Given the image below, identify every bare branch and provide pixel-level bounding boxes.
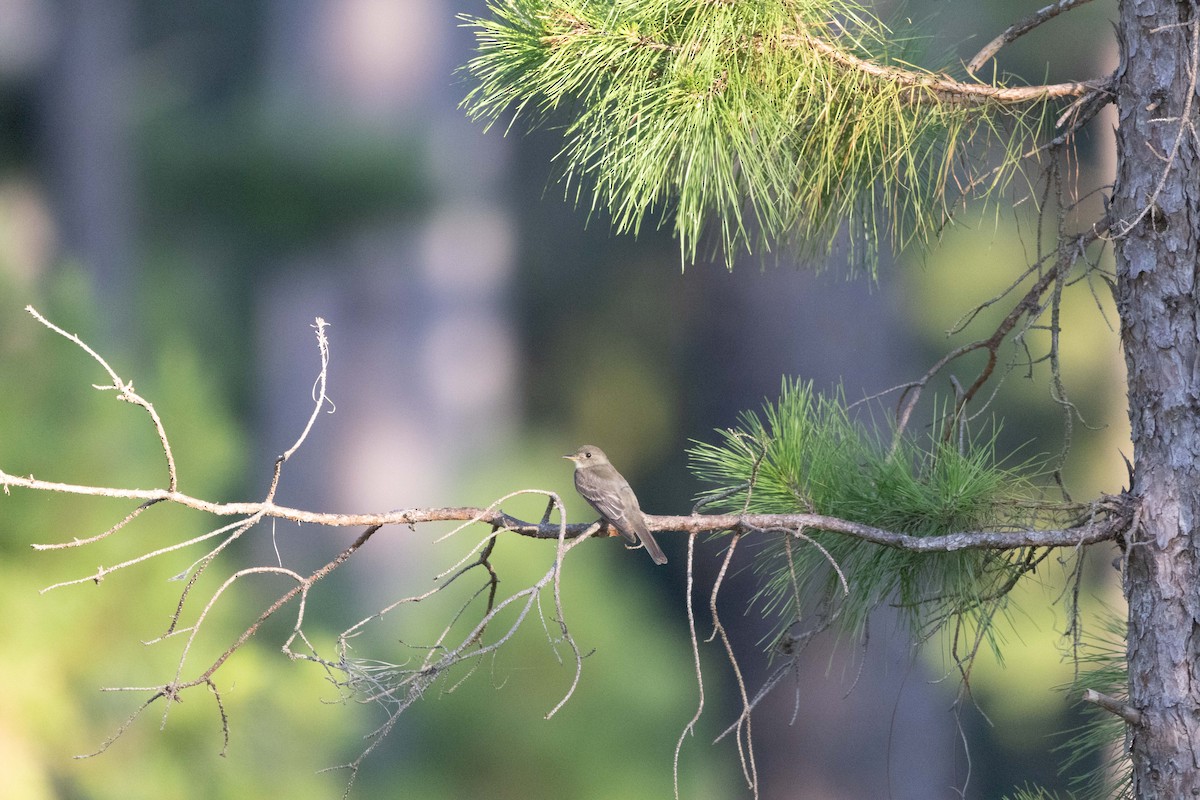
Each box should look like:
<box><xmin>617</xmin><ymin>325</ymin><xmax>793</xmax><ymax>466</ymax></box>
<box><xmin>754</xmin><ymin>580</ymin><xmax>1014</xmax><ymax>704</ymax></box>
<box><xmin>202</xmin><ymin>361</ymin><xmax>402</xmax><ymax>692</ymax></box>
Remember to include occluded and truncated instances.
<box><xmin>887</xmin><ymin>216</ymin><xmax>1111</xmax><ymax>444</ymax></box>
<box><xmin>968</xmin><ymin>0</ymin><xmax>1099</xmax><ymax>74</ymax></box>
<box><xmin>78</xmin><ymin>522</ymin><xmax>381</xmax><ymax>760</ymax></box>
<box><xmin>31</xmin><ymin>498</ymin><xmax>162</xmax><ymax>551</ymax></box>
<box><xmin>25</xmin><ymin>305</ymin><xmax>178</xmax><ymax>491</ymax></box>
<box><xmin>1082</xmin><ymin>688</ymin><xmax>1143</xmax><ymax>726</ymax></box>
<box><xmin>6</xmin><ymin>462</ymin><xmax>1131</xmax><ymax>558</ymax></box>
<box><xmin>313</xmin><ymin>500</ymin><xmax>585</xmax><ymax>795</ymax></box>
<box><xmin>6</xmin><ymin>463</ymin><xmax>1131</xmax><ymax>559</ymax></box>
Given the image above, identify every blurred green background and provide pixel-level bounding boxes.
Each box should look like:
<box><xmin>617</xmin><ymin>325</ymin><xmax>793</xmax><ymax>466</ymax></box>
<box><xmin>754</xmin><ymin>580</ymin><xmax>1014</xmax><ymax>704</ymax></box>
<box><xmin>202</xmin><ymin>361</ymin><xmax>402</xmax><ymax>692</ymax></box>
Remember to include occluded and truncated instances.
<box><xmin>0</xmin><ymin>1</ymin><xmax>1125</xmax><ymax>798</ymax></box>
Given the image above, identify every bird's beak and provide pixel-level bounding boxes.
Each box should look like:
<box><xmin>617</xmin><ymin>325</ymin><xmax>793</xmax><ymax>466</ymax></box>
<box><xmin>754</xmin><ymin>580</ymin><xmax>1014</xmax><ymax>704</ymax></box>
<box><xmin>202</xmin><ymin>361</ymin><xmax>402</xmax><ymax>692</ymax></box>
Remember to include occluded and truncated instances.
<box><xmin>562</xmin><ymin>454</ymin><xmax>575</xmax><ymax>461</ymax></box>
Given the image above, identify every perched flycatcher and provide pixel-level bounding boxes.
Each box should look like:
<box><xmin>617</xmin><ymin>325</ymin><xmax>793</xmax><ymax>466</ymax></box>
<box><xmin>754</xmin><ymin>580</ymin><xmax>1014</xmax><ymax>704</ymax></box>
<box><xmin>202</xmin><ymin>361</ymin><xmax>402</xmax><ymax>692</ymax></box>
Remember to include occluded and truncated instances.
<box><xmin>564</xmin><ymin>445</ymin><xmax>668</xmax><ymax>565</ymax></box>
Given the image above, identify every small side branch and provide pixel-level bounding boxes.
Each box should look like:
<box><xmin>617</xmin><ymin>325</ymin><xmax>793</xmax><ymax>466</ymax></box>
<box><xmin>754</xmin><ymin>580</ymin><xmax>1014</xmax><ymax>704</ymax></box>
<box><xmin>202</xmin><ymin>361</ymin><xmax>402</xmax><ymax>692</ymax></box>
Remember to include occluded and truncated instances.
<box><xmin>1082</xmin><ymin>688</ymin><xmax>1142</xmax><ymax>726</ymax></box>
<box><xmin>968</xmin><ymin>0</ymin><xmax>1098</xmax><ymax>73</ymax></box>
<box><xmin>888</xmin><ymin>217</ymin><xmax>1111</xmax><ymax>443</ymax></box>
<box><xmin>25</xmin><ymin>305</ymin><xmax>179</xmax><ymax>491</ymax></box>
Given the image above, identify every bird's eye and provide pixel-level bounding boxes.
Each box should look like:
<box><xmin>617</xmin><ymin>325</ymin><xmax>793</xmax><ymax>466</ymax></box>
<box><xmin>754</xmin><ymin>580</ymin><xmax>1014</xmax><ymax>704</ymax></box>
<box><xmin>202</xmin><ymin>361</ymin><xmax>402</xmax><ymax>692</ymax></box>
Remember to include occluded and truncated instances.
<box><xmin>584</xmin><ymin>451</ymin><xmax>592</xmax><ymax>458</ymax></box>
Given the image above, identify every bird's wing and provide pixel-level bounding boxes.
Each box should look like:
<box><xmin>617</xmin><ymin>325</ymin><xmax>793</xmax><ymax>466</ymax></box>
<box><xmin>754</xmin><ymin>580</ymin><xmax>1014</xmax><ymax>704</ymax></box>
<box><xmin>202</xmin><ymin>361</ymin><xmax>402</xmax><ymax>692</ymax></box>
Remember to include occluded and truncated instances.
<box><xmin>575</xmin><ymin>466</ymin><xmax>642</xmax><ymax>544</ymax></box>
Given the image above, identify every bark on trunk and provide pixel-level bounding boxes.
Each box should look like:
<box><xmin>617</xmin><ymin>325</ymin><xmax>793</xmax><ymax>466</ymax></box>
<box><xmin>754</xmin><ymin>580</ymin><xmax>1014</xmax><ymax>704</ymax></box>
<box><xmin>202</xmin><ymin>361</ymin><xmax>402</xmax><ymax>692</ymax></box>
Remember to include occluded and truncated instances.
<box><xmin>1114</xmin><ymin>1</ymin><xmax>1200</xmax><ymax>797</ymax></box>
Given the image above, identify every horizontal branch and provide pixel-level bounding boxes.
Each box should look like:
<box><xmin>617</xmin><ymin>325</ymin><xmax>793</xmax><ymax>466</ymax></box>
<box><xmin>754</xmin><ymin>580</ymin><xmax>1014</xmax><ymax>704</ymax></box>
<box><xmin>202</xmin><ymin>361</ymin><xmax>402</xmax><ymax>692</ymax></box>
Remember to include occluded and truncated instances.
<box><xmin>786</xmin><ymin>26</ymin><xmax>1105</xmax><ymax>107</ymax></box>
<box><xmin>4</xmin><ymin>468</ymin><xmax>1130</xmax><ymax>554</ymax></box>
<box><xmin>647</xmin><ymin>509</ymin><xmax>1126</xmax><ymax>551</ymax></box>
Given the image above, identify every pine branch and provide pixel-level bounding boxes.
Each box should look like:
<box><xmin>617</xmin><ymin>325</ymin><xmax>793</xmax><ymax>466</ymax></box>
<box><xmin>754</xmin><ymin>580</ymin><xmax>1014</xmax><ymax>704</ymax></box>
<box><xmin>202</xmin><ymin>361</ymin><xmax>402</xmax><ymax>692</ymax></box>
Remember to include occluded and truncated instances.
<box><xmin>463</xmin><ymin>0</ymin><xmax>1114</xmax><ymax>267</ymax></box>
<box><xmin>791</xmin><ymin>26</ymin><xmax>1106</xmax><ymax>104</ymax></box>
<box><xmin>4</xmin><ymin>467</ymin><xmax>1131</xmax><ymax>558</ymax></box>
<box><xmin>542</xmin><ymin>11</ymin><xmax>1104</xmax><ymax>107</ymax></box>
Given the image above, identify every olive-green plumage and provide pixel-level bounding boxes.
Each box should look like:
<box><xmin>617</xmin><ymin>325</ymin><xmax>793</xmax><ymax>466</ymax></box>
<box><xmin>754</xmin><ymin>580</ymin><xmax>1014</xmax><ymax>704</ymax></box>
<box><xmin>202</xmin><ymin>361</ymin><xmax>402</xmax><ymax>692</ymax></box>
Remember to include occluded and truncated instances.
<box><xmin>564</xmin><ymin>445</ymin><xmax>668</xmax><ymax>565</ymax></box>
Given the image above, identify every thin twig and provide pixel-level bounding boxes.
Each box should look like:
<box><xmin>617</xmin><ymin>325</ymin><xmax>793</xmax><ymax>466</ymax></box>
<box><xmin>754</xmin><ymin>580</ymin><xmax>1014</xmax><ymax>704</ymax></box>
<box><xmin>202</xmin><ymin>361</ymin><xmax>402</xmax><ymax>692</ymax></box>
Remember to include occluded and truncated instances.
<box><xmin>26</xmin><ymin>305</ymin><xmax>178</xmax><ymax>491</ymax></box>
<box><xmin>968</xmin><ymin>0</ymin><xmax>1099</xmax><ymax>73</ymax></box>
<box><xmin>708</xmin><ymin>534</ymin><xmax>759</xmax><ymax>798</ymax></box>
<box><xmin>889</xmin><ymin>217</ymin><xmax>1110</xmax><ymax>444</ymax></box>
<box><xmin>674</xmin><ymin>530</ymin><xmax>706</xmax><ymax>800</ymax></box>
<box><xmin>264</xmin><ymin>317</ymin><xmax>333</xmax><ymax>504</ymax></box>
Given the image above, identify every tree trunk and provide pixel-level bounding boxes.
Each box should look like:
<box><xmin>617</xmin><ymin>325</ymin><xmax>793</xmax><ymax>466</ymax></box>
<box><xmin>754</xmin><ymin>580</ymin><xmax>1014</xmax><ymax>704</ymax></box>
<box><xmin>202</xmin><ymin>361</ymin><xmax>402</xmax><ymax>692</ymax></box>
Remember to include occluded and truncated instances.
<box><xmin>1115</xmin><ymin>0</ymin><xmax>1200</xmax><ymax>797</ymax></box>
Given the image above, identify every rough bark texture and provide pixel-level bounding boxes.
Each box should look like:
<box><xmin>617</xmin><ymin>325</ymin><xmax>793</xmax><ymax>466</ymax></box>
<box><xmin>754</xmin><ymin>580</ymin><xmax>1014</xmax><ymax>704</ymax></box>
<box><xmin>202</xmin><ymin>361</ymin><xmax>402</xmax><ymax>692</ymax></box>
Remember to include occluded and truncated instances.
<box><xmin>1114</xmin><ymin>0</ymin><xmax>1200</xmax><ymax>797</ymax></box>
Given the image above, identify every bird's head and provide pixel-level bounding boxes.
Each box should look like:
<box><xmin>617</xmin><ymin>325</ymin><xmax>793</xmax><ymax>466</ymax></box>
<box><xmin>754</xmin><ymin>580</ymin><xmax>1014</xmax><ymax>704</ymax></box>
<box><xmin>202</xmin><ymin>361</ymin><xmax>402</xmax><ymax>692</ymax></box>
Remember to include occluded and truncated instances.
<box><xmin>563</xmin><ymin>445</ymin><xmax>609</xmax><ymax>466</ymax></box>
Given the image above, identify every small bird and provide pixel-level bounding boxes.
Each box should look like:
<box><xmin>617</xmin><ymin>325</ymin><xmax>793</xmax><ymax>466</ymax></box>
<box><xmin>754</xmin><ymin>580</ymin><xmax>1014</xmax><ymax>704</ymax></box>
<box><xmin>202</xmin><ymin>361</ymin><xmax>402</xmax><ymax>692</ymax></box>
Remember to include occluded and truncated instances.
<box><xmin>563</xmin><ymin>445</ymin><xmax>668</xmax><ymax>565</ymax></box>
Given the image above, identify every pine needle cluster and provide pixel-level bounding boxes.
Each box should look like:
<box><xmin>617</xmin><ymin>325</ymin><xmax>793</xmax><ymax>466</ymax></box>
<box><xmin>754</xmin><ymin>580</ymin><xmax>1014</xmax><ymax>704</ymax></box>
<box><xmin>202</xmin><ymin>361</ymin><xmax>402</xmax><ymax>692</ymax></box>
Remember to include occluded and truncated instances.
<box><xmin>1058</xmin><ymin>612</ymin><xmax>1132</xmax><ymax>799</ymax></box>
<box><xmin>999</xmin><ymin>611</ymin><xmax>1130</xmax><ymax>799</ymax></box>
<box><xmin>688</xmin><ymin>379</ymin><xmax>1045</xmax><ymax>650</ymax></box>
<box><xmin>462</xmin><ymin>0</ymin><xmax>1051</xmax><ymax>268</ymax></box>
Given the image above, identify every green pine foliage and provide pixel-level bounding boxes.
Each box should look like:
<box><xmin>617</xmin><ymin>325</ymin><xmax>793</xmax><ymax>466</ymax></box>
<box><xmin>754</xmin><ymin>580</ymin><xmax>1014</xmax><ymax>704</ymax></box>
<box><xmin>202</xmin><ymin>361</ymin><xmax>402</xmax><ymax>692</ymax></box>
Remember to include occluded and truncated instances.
<box><xmin>997</xmin><ymin>613</ymin><xmax>1130</xmax><ymax>800</ymax></box>
<box><xmin>1000</xmin><ymin>788</ymin><xmax>1078</xmax><ymax>800</ymax></box>
<box><xmin>688</xmin><ymin>379</ymin><xmax>1045</xmax><ymax>651</ymax></box>
<box><xmin>1058</xmin><ymin>612</ymin><xmax>1132</xmax><ymax>799</ymax></box>
<box><xmin>462</xmin><ymin>0</ymin><xmax>1046</xmax><ymax>268</ymax></box>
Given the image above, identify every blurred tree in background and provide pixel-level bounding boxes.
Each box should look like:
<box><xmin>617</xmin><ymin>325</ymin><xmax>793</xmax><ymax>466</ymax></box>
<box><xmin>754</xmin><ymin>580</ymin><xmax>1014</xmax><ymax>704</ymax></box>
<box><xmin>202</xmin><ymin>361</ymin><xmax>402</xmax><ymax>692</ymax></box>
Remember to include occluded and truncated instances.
<box><xmin>0</xmin><ymin>1</ymin><xmax>1135</xmax><ymax>799</ymax></box>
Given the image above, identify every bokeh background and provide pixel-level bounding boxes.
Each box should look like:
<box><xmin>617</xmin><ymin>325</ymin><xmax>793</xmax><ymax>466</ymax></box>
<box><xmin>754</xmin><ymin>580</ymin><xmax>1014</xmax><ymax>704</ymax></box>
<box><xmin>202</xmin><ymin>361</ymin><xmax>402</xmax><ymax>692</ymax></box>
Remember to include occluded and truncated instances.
<box><xmin>0</xmin><ymin>1</ymin><xmax>1126</xmax><ymax>798</ymax></box>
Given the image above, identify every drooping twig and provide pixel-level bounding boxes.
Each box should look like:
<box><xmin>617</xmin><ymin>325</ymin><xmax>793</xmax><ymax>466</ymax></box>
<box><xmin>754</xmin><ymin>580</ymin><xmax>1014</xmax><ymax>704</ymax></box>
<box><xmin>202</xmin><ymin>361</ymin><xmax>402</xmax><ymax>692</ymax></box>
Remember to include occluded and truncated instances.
<box><xmin>709</xmin><ymin>525</ymin><xmax>851</xmax><ymax>745</ymax></box>
<box><xmin>314</xmin><ymin>497</ymin><xmax>584</xmax><ymax>796</ymax></box>
<box><xmin>674</xmin><ymin>530</ymin><xmax>706</xmax><ymax>800</ymax></box>
<box><xmin>81</xmin><ymin>523</ymin><xmax>381</xmax><ymax>759</ymax></box>
<box><xmin>707</xmin><ymin>533</ymin><xmax>759</xmax><ymax>798</ymax></box>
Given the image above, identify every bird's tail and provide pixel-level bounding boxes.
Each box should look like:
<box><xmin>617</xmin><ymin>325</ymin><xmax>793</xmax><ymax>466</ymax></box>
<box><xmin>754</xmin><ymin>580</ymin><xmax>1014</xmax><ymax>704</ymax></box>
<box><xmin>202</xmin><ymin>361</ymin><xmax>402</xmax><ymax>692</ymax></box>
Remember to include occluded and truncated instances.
<box><xmin>640</xmin><ymin>531</ymin><xmax>668</xmax><ymax>565</ymax></box>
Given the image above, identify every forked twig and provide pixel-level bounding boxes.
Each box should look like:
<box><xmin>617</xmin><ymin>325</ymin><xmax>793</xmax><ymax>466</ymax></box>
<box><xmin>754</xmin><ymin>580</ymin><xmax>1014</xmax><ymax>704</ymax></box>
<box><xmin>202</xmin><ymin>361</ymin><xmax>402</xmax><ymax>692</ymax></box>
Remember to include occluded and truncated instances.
<box><xmin>26</xmin><ymin>305</ymin><xmax>178</xmax><ymax>491</ymax></box>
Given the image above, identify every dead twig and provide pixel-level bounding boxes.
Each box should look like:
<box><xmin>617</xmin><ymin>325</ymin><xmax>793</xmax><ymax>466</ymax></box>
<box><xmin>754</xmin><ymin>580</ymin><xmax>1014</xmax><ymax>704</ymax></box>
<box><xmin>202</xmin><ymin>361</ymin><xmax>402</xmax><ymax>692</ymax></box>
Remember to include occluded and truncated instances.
<box><xmin>968</xmin><ymin>0</ymin><xmax>1099</xmax><ymax>74</ymax></box>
